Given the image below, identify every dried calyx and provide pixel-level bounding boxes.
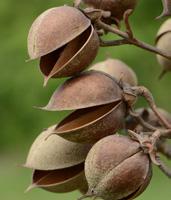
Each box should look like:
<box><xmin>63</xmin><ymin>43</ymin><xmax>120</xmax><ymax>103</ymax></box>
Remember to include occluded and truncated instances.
<box><xmin>89</xmin><ymin>58</ymin><xmax>138</xmax><ymax>86</ymax></box>
<box><xmin>28</xmin><ymin>5</ymin><xmax>99</xmax><ymax>86</ymax></box>
<box><xmin>84</xmin><ymin>135</ymin><xmax>152</xmax><ymax>200</ymax></box>
<box><xmin>82</xmin><ymin>0</ymin><xmax>138</xmax><ymax>22</ymax></box>
<box><xmin>156</xmin><ymin>19</ymin><xmax>171</xmax><ymax>79</ymax></box>
<box><xmin>24</xmin><ymin>126</ymin><xmax>91</xmax><ymax>193</ymax></box>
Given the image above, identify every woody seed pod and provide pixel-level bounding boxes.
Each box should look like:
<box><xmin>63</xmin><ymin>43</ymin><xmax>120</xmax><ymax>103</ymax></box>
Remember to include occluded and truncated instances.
<box><xmin>84</xmin><ymin>135</ymin><xmax>152</xmax><ymax>200</ymax></box>
<box><xmin>126</xmin><ymin>107</ymin><xmax>171</xmax><ymax>132</ymax></box>
<box><xmin>156</xmin><ymin>19</ymin><xmax>171</xmax><ymax>78</ymax></box>
<box><xmin>89</xmin><ymin>58</ymin><xmax>138</xmax><ymax>86</ymax></box>
<box><xmin>41</xmin><ymin>71</ymin><xmax>123</xmax><ymax>111</ymax></box>
<box><xmin>28</xmin><ymin>6</ymin><xmax>99</xmax><ymax>85</ymax></box>
<box><xmin>83</xmin><ymin>0</ymin><xmax>138</xmax><ymax>21</ymax></box>
<box><xmin>28</xmin><ymin>163</ymin><xmax>85</xmax><ymax>193</ymax></box>
<box><xmin>24</xmin><ymin>125</ymin><xmax>91</xmax><ymax>170</ymax></box>
<box><xmin>54</xmin><ymin>101</ymin><xmax>126</xmax><ymax>143</ymax></box>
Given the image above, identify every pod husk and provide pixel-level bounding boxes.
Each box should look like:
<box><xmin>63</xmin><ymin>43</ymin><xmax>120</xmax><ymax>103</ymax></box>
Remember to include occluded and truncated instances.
<box><xmin>156</xmin><ymin>18</ymin><xmax>171</xmax><ymax>41</ymax></box>
<box><xmin>28</xmin><ymin>6</ymin><xmax>91</xmax><ymax>59</ymax></box>
<box><xmin>89</xmin><ymin>58</ymin><xmax>138</xmax><ymax>86</ymax></box>
<box><xmin>83</xmin><ymin>0</ymin><xmax>137</xmax><ymax>20</ymax></box>
<box><xmin>40</xmin><ymin>25</ymin><xmax>99</xmax><ymax>85</ymax></box>
<box><xmin>28</xmin><ymin>162</ymin><xmax>85</xmax><ymax>193</ymax></box>
<box><xmin>85</xmin><ymin>135</ymin><xmax>151</xmax><ymax>200</ymax></box>
<box><xmin>24</xmin><ymin>125</ymin><xmax>91</xmax><ymax>170</ymax></box>
<box><xmin>54</xmin><ymin>101</ymin><xmax>126</xmax><ymax>143</ymax></box>
<box><xmin>156</xmin><ymin>32</ymin><xmax>171</xmax><ymax>73</ymax></box>
<box><xmin>41</xmin><ymin>71</ymin><xmax>123</xmax><ymax>111</ymax></box>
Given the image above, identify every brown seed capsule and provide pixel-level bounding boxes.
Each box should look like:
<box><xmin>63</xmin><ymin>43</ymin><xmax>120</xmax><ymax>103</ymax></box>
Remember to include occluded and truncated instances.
<box><xmin>89</xmin><ymin>58</ymin><xmax>138</xmax><ymax>86</ymax></box>
<box><xmin>83</xmin><ymin>0</ymin><xmax>138</xmax><ymax>21</ymax></box>
<box><xmin>84</xmin><ymin>135</ymin><xmax>152</xmax><ymax>200</ymax></box>
<box><xmin>28</xmin><ymin>6</ymin><xmax>91</xmax><ymax>59</ymax></box>
<box><xmin>41</xmin><ymin>71</ymin><xmax>123</xmax><ymax>111</ymax></box>
<box><xmin>28</xmin><ymin>6</ymin><xmax>99</xmax><ymax>84</ymax></box>
<box><xmin>27</xmin><ymin>163</ymin><xmax>85</xmax><ymax>193</ymax></box>
<box><xmin>54</xmin><ymin>101</ymin><xmax>126</xmax><ymax>143</ymax></box>
<box><xmin>156</xmin><ymin>19</ymin><xmax>171</xmax><ymax>78</ymax></box>
<box><xmin>126</xmin><ymin>107</ymin><xmax>171</xmax><ymax>132</ymax></box>
<box><xmin>40</xmin><ymin>25</ymin><xmax>99</xmax><ymax>85</ymax></box>
<box><xmin>24</xmin><ymin>125</ymin><xmax>91</xmax><ymax>170</ymax></box>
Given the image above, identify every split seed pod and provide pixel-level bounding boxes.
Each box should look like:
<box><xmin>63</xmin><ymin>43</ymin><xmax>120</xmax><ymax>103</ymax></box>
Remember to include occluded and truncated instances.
<box><xmin>83</xmin><ymin>0</ymin><xmax>138</xmax><ymax>21</ymax></box>
<box><xmin>84</xmin><ymin>135</ymin><xmax>152</xmax><ymax>200</ymax></box>
<box><xmin>126</xmin><ymin>107</ymin><xmax>171</xmax><ymax>133</ymax></box>
<box><xmin>25</xmin><ymin>126</ymin><xmax>92</xmax><ymax>193</ymax></box>
<box><xmin>156</xmin><ymin>19</ymin><xmax>171</xmax><ymax>78</ymax></box>
<box><xmin>41</xmin><ymin>71</ymin><xmax>126</xmax><ymax>143</ymax></box>
<box><xmin>27</xmin><ymin>6</ymin><xmax>99</xmax><ymax>85</ymax></box>
<box><xmin>89</xmin><ymin>58</ymin><xmax>138</xmax><ymax>86</ymax></box>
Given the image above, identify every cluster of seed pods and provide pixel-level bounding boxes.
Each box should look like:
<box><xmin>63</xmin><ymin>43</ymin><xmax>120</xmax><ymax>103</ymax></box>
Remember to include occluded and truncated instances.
<box><xmin>25</xmin><ymin>1</ymin><xmax>171</xmax><ymax>200</ymax></box>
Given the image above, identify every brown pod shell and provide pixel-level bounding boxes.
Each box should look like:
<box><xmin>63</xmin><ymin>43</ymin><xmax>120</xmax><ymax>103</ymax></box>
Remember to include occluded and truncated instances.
<box><xmin>24</xmin><ymin>125</ymin><xmax>91</xmax><ymax>170</ymax></box>
<box><xmin>89</xmin><ymin>58</ymin><xmax>138</xmax><ymax>86</ymax></box>
<box><xmin>85</xmin><ymin>135</ymin><xmax>151</xmax><ymax>200</ymax></box>
<box><xmin>126</xmin><ymin>107</ymin><xmax>171</xmax><ymax>133</ymax></box>
<box><xmin>54</xmin><ymin>101</ymin><xmax>126</xmax><ymax>143</ymax></box>
<box><xmin>41</xmin><ymin>71</ymin><xmax>123</xmax><ymax>111</ymax></box>
<box><xmin>156</xmin><ymin>32</ymin><xmax>171</xmax><ymax>74</ymax></box>
<box><xmin>28</xmin><ymin>6</ymin><xmax>91</xmax><ymax>59</ymax></box>
<box><xmin>28</xmin><ymin>162</ymin><xmax>85</xmax><ymax>193</ymax></box>
<box><xmin>40</xmin><ymin>25</ymin><xmax>99</xmax><ymax>84</ymax></box>
<box><xmin>83</xmin><ymin>0</ymin><xmax>138</xmax><ymax>20</ymax></box>
<box><xmin>156</xmin><ymin>18</ymin><xmax>171</xmax><ymax>40</ymax></box>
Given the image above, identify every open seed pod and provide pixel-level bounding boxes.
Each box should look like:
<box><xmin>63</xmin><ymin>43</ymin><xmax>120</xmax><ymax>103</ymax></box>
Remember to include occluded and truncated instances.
<box><xmin>126</xmin><ymin>107</ymin><xmax>171</xmax><ymax>132</ymax></box>
<box><xmin>24</xmin><ymin>125</ymin><xmax>92</xmax><ymax>170</ymax></box>
<box><xmin>41</xmin><ymin>71</ymin><xmax>123</xmax><ymax>111</ymax></box>
<box><xmin>54</xmin><ymin>101</ymin><xmax>126</xmax><ymax>143</ymax></box>
<box><xmin>84</xmin><ymin>135</ymin><xmax>152</xmax><ymax>200</ymax></box>
<box><xmin>28</xmin><ymin>163</ymin><xmax>86</xmax><ymax>193</ymax></box>
<box><xmin>83</xmin><ymin>0</ymin><xmax>138</xmax><ymax>21</ymax></box>
<box><xmin>40</xmin><ymin>24</ymin><xmax>99</xmax><ymax>85</ymax></box>
<box><xmin>89</xmin><ymin>58</ymin><xmax>138</xmax><ymax>86</ymax></box>
<box><xmin>28</xmin><ymin>6</ymin><xmax>91</xmax><ymax>59</ymax></box>
<box><xmin>28</xmin><ymin>5</ymin><xmax>99</xmax><ymax>84</ymax></box>
<box><xmin>156</xmin><ymin>19</ymin><xmax>171</xmax><ymax>78</ymax></box>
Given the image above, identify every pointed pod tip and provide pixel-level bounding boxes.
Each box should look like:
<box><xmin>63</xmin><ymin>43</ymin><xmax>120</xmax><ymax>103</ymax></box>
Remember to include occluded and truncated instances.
<box><xmin>43</xmin><ymin>76</ymin><xmax>50</xmax><ymax>87</ymax></box>
<box><xmin>25</xmin><ymin>184</ymin><xmax>37</xmax><ymax>193</ymax></box>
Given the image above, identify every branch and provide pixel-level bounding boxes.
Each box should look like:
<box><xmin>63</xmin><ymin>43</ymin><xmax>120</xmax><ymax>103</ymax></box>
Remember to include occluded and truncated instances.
<box><xmin>96</xmin><ymin>20</ymin><xmax>171</xmax><ymax>60</ymax></box>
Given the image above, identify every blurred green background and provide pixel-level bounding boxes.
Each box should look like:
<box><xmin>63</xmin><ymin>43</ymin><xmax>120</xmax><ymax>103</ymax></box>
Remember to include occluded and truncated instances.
<box><xmin>1</xmin><ymin>0</ymin><xmax>171</xmax><ymax>199</ymax></box>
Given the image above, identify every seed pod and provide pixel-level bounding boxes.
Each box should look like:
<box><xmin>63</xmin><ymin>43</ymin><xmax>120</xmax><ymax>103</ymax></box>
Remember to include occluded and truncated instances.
<box><xmin>54</xmin><ymin>101</ymin><xmax>126</xmax><ymax>143</ymax></box>
<box><xmin>40</xmin><ymin>25</ymin><xmax>99</xmax><ymax>85</ymax></box>
<box><xmin>28</xmin><ymin>6</ymin><xmax>99</xmax><ymax>84</ymax></box>
<box><xmin>24</xmin><ymin>125</ymin><xmax>91</xmax><ymax>170</ymax></box>
<box><xmin>41</xmin><ymin>71</ymin><xmax>123</xmax><ymax>111</ymax></box>
<box><xmin>28</xmin><ymin>6</ymin><xmax>90</xmax><ymax>59</ymax></box>
<box><xmin>84</xmin><ymin>135</ymin><xmax>152</xmax><ymax>200</ymax></box>
<box><xmin>27</xmin><ymin>163</ymin><xmax>85</xmax><ymax>193</ymax></box>
<box><xmin>89</xmin><ymin>58</ymin><xmax>138</xmax><ymax>86</ymax></box>
<box><xmin>83</xmin><ymin>0</ymin><xmax>138</xmax><ymax>21</ymax></box>
<box><xmin>126</xmin><ymin>107</ymin><xmax>171</xmax><ymax>132</ymax></box>
<box><xmin>156</xmin><ymin>19</ymin><xmax>171</xmax><ymax>78</ymax></box>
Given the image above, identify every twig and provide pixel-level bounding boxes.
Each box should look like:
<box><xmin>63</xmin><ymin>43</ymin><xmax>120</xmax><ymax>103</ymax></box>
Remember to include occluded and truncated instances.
<box><xmin>158</xmin><ymin>140</ymin><xmax>171</xmax><ymax>159</ymax></box>
<box><xmin>156</xmin><ymin>155</ymin><xmax>171</xmax><ymax>178</ymax></box>
<box><xmin>130</xmin><ymin>86</ymin><xmax>171</xmax><ymax>130</ymax></box>
<box><xmin>100</xmin><ymin>38</ymin><xmax>130</xmax><ymax>47</ymax></box>
<box><xmin>96</xmin><ymin>20</ymin><xmax>171</xmax><ymax>60</ymax></box>
<box><xmin>128</xmin><ymin>108</ymin><xmax>157</xmax><ymax>131</ymax></box>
